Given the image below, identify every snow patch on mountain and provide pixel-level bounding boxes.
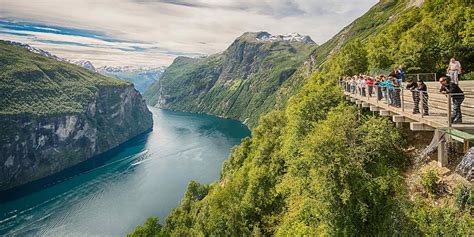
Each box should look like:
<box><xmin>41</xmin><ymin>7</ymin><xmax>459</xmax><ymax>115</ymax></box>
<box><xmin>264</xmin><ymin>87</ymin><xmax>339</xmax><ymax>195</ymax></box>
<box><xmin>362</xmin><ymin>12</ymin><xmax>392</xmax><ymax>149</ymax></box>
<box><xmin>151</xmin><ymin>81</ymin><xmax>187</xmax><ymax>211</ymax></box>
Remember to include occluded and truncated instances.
<box><xmin>7</xmin><ymin>41</ymin><xmax>67</xmax><ymax>62</ymax></box>
<box><xmin>70</xmin><ymin>60</ymin><xmax>96</xmax><ymax>71</ymax></box>
<box><xmin>256</xmin><ymin>32</ymin><xmax>316</xmax><ymax>44</ymax></box>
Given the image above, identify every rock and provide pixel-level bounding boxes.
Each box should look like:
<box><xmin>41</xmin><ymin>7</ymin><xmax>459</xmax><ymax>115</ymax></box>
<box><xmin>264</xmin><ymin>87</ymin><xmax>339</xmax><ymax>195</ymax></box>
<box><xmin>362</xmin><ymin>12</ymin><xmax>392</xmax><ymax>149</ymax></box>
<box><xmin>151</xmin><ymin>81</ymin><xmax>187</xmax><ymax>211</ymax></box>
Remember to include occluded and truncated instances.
<box><xmin>456</xmin><ymin>148</ymin><xmax>474</xmax><ymax>182</ymax></box>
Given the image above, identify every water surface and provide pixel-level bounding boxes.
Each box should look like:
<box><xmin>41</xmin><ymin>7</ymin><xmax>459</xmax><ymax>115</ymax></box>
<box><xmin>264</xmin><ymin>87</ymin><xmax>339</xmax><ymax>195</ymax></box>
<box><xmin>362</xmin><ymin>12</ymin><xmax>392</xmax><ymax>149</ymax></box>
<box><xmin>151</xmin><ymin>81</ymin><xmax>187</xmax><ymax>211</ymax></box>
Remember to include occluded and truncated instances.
<box><xmin>0</xmin><ymin>108</ymin><xmax>250</xmax><ymax>236</ymax></box>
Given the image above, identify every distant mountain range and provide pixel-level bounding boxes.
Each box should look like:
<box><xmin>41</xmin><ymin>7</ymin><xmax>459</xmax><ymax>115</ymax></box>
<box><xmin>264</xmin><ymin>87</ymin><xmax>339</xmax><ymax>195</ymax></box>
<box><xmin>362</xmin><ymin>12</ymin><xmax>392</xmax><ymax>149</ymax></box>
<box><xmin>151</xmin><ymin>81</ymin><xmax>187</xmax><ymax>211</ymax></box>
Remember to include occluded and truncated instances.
<box><xmin>95</xmin><ymin>65</ymin><xmax>166</xmax><ymax>93</ymax></box>
<box><xmin>5</xmin><ymin>41</ymin><xmax>165</xmax><ymax>93</ymax></box>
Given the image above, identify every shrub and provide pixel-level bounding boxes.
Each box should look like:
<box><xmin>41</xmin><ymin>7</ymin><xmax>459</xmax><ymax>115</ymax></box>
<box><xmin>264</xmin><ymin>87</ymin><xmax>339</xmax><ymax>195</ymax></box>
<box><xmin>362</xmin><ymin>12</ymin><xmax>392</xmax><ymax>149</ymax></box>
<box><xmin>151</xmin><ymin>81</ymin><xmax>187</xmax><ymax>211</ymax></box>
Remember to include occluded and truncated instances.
<box><xmin>455</xmin><ymin>184</ymin><xmax>473</xmax><ymax>211</ymax></box>
<box><xmin>420</xmin><ymin>169</ymin><xmax>439</xmax><ymax>195</ymax></box>
<box><xmin>127</xmin><ymin>217</ymin><xmax>163</xmax><ymax>237</ymax></box>
<box><xmin>462</xmin><ymin>72</ymin><xmax>474</xmax><ymax>81</ymax></box>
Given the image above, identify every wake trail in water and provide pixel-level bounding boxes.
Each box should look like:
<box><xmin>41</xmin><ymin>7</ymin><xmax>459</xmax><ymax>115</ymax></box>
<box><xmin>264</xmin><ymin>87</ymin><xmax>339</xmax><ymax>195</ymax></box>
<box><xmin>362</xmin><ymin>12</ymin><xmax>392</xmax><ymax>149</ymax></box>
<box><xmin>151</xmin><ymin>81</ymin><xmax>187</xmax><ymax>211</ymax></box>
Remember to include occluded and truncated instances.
<box><xmin>0</xmin><ymin>149</ymin><xmax>151</xmax><ymax>236</ymax></box>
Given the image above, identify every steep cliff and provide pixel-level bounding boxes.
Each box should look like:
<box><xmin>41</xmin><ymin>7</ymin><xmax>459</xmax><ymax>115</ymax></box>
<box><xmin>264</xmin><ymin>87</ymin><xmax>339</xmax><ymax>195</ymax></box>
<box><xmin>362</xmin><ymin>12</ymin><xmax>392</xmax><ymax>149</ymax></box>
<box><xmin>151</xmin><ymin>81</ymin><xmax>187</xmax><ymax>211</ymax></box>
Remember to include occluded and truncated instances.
<box><xmin>0</xmin><ymin>41</ymin><xmax>153</xmax><ymax>190</ymax></box>
<box><xmin>144</xmin><ymin>32</ymin><xmax>317</xmax><ymax>127</ymax></box>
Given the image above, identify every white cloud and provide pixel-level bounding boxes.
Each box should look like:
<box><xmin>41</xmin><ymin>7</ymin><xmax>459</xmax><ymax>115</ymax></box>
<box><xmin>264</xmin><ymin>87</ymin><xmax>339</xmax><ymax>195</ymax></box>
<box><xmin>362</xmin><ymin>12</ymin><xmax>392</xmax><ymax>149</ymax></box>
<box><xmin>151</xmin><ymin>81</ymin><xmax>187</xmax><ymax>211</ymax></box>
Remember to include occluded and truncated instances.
<box><xmin>0</xmin><ymin>0</ymin><xmax>377</xmax><ymax>66</ymax></box>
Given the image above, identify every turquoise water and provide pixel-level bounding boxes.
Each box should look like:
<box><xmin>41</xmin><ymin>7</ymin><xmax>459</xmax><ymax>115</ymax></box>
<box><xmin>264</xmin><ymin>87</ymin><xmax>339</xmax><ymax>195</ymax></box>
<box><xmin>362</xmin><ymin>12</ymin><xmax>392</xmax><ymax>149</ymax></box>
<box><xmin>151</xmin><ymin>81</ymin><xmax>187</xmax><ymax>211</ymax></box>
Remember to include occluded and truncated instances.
<box><xmin>0</xmin><ymin>108</ymin><xmax>250</xmax><ymax>236</ymax></box>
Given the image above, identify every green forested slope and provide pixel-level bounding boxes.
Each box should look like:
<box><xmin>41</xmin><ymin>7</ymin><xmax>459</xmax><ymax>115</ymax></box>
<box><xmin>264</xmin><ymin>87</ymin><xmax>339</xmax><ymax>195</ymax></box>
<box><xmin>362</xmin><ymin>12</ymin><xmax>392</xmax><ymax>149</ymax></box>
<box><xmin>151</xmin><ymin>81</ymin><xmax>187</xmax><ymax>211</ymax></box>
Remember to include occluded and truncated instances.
<box><xmin>131</xmin><ymin>0</ymin><xmax>473</xmax><ymax>235</ymax></box>
<box><xmin>0</xmin><ymin>40</ymin><xmax>129</xmax><ymax>116</ymax></box>
<box><xmin>143</xmin><ymin>32</ymin><xmax>317</xmax><ymax>127</ymax></box>
<box><xmin>326</xmin><ymin>0</ymin><xmax>473</xmax><ymax>75</ymax></box>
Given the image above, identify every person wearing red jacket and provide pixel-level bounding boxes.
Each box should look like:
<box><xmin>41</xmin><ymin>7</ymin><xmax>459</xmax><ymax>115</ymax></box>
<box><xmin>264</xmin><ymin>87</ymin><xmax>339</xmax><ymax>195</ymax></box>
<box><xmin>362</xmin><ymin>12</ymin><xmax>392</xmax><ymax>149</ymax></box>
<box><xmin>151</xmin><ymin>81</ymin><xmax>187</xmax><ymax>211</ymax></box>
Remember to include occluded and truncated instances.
<box><xmin>366</xmin><ymin>77</ymin><xmax>374</xmax><ymax>97</ymax></box>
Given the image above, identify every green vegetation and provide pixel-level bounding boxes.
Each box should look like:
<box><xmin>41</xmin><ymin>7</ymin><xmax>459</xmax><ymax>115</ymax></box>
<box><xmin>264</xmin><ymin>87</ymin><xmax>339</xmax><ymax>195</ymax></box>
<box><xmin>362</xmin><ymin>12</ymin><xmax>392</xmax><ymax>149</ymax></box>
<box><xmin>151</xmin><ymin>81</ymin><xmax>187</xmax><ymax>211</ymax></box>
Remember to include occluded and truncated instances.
<box><xmin>455</xmin><ymin>184</ymin><xmax>473</xmax><ymax>211</ymax></box>
<box><xmin>132</xmin><ymin>0</ymin><xmax>473</xmax><ymax>235</ymax></box>
<box><xmin>0</xmin><ymin>41</ymin><xmax>129</xmax><ymax>116</ymax></box>
<box><xmin>327</xmin><ymin>0</ymin><xmax>473</xmax><ymax>75</ymax></box>
<box><xmin>128</xmin><ymin>217</ymin><xmax>164</xmax><ymax>237</ymax></box>
<box><xmin>420</xmin><ymin>169</ymin><xmax>440</xmax><ymax>195</ymax></box>
<box><xmin>463</xmin><ymin>72</ymin><xmax>474</xmax><ymax>80</ymax></box>
<box><xmin>143</xmin><ymin>32</ymin><xmax>317</xmax><ymax>128</ymax></box>
<box><xmin>133</xmin><ymin>75</ymin><xmax>473</xmax><ymax>236</ymax></box>
<box><xmin>407</xmin><ymin>199</ymin><xmax>473</xmax><ymax>236</ymax></box>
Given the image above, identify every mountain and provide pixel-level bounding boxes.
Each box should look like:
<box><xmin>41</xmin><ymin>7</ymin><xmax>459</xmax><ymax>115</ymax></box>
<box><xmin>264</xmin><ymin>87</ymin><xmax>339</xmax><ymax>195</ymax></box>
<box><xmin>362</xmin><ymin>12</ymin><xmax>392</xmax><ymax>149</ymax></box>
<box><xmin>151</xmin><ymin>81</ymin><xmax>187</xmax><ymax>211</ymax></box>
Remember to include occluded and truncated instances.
<box><xmin>143</xmin><ymin>32</ymin><xmax>317</xmax><ymax>127</ymax></box>
<box><xmin>67</xmin><ymin>61</ymin><xmax>166</xmax><ymax>93</ymax></box>
<box><xmin>4</xmin><ymin>42</ymin><xmax>164</xmax><ymax>93</ymax></box>
<box><xmin>71</xmin><ymin>60</ymin><xmax>96</xmax><ymax>71</ymax></box>
<box><xmin>7</xmin><ymin>41</ymin><xmax>67</xmax><ymax>62</ymax></box>
<box><xmin>256</xmin><ymin>32</ymin><xmax>316</xmax><ymax>44</ymax></box>
<box><xmin>97</xmin><ymin>66</ymin><xmax>166</xmax><ymax>93</ymax></box>
<box><xmin>0</xmin><ymin>40</ymin><xmax>153</xmax><ymax>191</ymax></box>
<box><xmin>130</xmin><ymin>0</ymin><xmax>473</xmax><ymax>236</ymax></box>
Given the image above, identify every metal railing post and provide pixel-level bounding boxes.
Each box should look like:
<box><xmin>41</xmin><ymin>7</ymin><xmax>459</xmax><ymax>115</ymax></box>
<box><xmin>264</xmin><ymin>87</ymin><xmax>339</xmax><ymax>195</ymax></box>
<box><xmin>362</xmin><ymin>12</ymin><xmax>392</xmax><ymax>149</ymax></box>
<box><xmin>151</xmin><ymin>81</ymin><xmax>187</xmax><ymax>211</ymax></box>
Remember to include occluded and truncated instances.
<box><xmin>447</xmin><ymin>94</ymin><xmax>452</xmax><ymax>128</ymax></box>
<box><xmin>420</xmin><ymin>91</ymin><xmax>424</xmax><ymax>118</ymax></box>
<box><xmin>401</xmin><ymin>88</ymin><xmax>405</xmax><ymax>112</ymax></box>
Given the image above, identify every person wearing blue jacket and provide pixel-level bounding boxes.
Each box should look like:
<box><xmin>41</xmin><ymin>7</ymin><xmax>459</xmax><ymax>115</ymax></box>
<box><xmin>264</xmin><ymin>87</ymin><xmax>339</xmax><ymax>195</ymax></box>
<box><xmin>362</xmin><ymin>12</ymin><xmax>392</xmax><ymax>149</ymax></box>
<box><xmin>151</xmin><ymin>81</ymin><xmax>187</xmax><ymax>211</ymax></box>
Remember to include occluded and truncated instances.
<box><xmin>379</xmin><ymin>77</ymin><xmax>395</xmax><ymax>105</ymax></box>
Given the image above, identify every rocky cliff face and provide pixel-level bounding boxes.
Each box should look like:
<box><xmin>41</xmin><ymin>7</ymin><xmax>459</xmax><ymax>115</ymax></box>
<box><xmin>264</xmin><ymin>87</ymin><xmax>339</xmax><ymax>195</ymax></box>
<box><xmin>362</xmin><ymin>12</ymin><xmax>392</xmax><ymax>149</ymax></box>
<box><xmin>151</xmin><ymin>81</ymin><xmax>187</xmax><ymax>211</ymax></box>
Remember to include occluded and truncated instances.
<box><xmin>0</xmin><ymin>41</ymin><xmax>153</xmax><ymax>191</ymax></box>
<box><xmin>0</xmin><ymin>85</ymin><xmax>152</xmax><ymax>190</ymax></box>
<box><xmin>144</xmin><ymin>32</ymin><xmax>317</xmax><ymax>127</ymax></box>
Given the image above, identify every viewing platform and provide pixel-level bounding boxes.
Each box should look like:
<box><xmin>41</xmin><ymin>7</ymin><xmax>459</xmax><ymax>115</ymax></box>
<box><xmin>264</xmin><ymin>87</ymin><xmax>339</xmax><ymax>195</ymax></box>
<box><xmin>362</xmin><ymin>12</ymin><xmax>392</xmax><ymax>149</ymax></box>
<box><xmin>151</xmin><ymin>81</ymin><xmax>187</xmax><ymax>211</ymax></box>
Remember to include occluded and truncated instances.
<box><xmin>341</xmin><ymin>80</ymin><xmax>474</xmax><ymax>167</ymax></box>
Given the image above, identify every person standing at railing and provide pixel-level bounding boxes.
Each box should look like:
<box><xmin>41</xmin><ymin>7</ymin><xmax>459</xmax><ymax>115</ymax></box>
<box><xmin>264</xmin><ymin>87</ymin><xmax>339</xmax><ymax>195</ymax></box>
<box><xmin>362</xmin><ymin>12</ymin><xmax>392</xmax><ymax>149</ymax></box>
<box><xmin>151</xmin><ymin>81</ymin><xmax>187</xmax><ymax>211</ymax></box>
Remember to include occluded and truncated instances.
<box><xmin>392</xmin><ymin>77</ymin><xmax>401</xmax><ymax>108</ymax></box>
<box><xmin>367</xmin><ymin>76</ymin><xmax>374</xmax><ymax>97</ymax></box>
<box><xmin>356</xmin><ymin>76</ymin><xmax>362</xmax><ymax>95</ymax></box>
<box><xmin>345</xmin><ymin>77</ymin><xmax>350</xmax><ymax>92</ymax></box>
<box><xmin>417</xmin><ymin>79</ymin><xmax>429</xmax><ymax>115</ymax></box>
<box><xmin>375</xmin><ymin>76</ymin><xmax>383</xmax><ymax>100</ymax></box>
<box><xmin>360</xmin><ymin>76</ymin><xmax>367</xmax><ymax>97</ymax></box>
<box><xmin>379</xmin><ymin>77</ymin><xmax>395</xmax><ymax>105</ymax></box>
<box><xmin>396</xmin><ymin>65</ymin><xmax>405</xmax><ymax>86</ymax></box>
<box><xmin>439</xmin><ymin>76</ymin><xmax>464</xmax><ymax>124</ymax></box>
<box><xmin>447</xmin><ymin>57</ymin><xmax>462</xmax><ymax>84</ymax></box>
<box><xmin>350</xmin><ymin>76</ymin><xmax>356</xmax><ymax>94</ymax></box>
<box><xmin>406</xmin><ymin>79</ymin><xmax>420</xmax><ymax>113</ymax></box>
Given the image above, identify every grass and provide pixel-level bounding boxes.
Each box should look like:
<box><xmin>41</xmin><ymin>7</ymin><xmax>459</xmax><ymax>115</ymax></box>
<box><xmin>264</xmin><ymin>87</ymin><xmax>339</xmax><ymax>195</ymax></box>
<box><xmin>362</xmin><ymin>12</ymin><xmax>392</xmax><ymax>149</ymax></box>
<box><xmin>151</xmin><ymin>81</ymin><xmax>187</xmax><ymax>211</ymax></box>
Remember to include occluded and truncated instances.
<box><xmin>0</xmin><ymin>40</ymin><xmax>129</xmax><ymax>116</ymax></box>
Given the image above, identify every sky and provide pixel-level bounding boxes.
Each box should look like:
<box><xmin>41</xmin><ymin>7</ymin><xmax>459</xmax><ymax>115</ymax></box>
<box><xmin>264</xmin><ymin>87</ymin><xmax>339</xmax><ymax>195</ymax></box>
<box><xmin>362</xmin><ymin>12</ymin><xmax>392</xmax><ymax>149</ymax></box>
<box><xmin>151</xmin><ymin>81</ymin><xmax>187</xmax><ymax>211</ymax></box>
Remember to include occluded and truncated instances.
<box><xmin>0</xmin><ymin>0</ymin><xmax>378</xmax><ymax>67</ymax></box>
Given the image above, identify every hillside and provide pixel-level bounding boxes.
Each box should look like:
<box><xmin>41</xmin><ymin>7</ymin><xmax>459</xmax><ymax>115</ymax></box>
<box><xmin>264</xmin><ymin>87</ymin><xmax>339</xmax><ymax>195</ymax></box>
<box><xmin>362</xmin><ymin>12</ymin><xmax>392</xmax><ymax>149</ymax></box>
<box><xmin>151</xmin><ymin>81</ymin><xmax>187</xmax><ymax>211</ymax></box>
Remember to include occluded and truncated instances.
<box><xmin>0</xmin><ymin>41</ymin><xmax>153</xmax><ymax>190</ymax></box>
<box><xmin>131</xmin><ymin>0</ymin><xmax>473</xmax><ymax>236</ymax></box>
<box><xmin>143</xmin><ymin>32</ymin><xmax>317</xmax><ymax>127</ymax></box>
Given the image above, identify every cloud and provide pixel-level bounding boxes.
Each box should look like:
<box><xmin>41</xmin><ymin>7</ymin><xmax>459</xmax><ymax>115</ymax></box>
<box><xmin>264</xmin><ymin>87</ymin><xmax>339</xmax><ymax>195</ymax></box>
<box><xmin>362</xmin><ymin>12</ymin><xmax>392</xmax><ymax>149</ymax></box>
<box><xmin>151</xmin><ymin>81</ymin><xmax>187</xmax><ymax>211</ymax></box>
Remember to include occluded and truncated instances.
<box><xmin>0</xmin><ymin>0</ymin><xmax>377</xmax><ymax>67</ymax></box>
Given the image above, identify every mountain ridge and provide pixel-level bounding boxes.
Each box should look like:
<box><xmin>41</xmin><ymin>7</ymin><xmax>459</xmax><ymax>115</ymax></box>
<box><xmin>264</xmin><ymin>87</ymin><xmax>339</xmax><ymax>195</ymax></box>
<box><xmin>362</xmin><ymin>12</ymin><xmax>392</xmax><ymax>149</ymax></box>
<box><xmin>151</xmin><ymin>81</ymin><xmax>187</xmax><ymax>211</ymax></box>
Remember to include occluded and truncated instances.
<box><xmin>144</xmin><ymin>31</ymin><xmax>318</xmax><ymax>127</ymax></box>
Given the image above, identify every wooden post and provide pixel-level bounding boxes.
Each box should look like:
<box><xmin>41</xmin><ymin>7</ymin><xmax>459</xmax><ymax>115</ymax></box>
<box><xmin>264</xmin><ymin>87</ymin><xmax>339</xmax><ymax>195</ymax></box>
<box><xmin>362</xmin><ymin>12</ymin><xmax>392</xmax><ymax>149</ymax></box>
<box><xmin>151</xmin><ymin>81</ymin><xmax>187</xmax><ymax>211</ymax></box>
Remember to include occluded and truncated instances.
<box><xmin>436</xmin><ymin>129</ymin><xmax>448</xmax><ymax>167</ymax></box>
<box><xmin>464</xmin><ymin>140</ymin><xmax>471</xmax><ymax>153</ymax></box>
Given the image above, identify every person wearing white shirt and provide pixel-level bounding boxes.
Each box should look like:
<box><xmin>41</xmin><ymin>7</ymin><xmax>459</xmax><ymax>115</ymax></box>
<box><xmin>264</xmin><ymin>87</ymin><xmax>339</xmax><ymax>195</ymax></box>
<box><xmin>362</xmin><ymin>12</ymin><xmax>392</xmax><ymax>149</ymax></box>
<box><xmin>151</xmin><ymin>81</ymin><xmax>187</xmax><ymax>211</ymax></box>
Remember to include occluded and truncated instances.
<box><xmin>360</xmin><ymin>77</ymin><xmax>366</xmax><ymax>97</ymax></box>
<box><xmin>447</xmin><ymin>57</ymin><xmax>462</xmax><ymax>84</ymax></box>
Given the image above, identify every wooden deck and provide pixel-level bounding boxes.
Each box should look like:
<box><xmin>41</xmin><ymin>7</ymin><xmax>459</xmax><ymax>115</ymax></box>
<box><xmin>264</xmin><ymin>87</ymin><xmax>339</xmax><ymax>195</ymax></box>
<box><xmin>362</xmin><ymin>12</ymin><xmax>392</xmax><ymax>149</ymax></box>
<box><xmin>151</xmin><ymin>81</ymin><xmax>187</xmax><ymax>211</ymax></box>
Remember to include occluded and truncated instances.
<box><xmin>343</xmin><ymin>81</ymin><xmax>474</xmax><ymax>131</ymax></box>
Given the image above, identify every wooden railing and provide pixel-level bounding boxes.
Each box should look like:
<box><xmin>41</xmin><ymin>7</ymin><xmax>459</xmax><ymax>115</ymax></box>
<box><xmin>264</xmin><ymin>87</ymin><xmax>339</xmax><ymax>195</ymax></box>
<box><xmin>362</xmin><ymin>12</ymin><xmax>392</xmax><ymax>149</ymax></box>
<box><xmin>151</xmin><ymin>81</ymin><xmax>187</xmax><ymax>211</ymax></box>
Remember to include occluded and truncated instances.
<box><xmin>339</xmin><ymin>81</ymin><xmax>474</xmax><ymax>128</ymax></box>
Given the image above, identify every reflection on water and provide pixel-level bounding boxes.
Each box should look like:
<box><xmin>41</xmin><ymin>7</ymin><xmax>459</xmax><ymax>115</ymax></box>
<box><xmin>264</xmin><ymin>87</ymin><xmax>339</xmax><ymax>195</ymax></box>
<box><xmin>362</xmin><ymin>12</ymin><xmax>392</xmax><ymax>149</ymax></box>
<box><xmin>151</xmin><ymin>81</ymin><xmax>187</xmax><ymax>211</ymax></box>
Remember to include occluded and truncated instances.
<box><xmin>0</xmin><ymin>108</ymin><xmax>250</xmax><ymax>236</ymax></box>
